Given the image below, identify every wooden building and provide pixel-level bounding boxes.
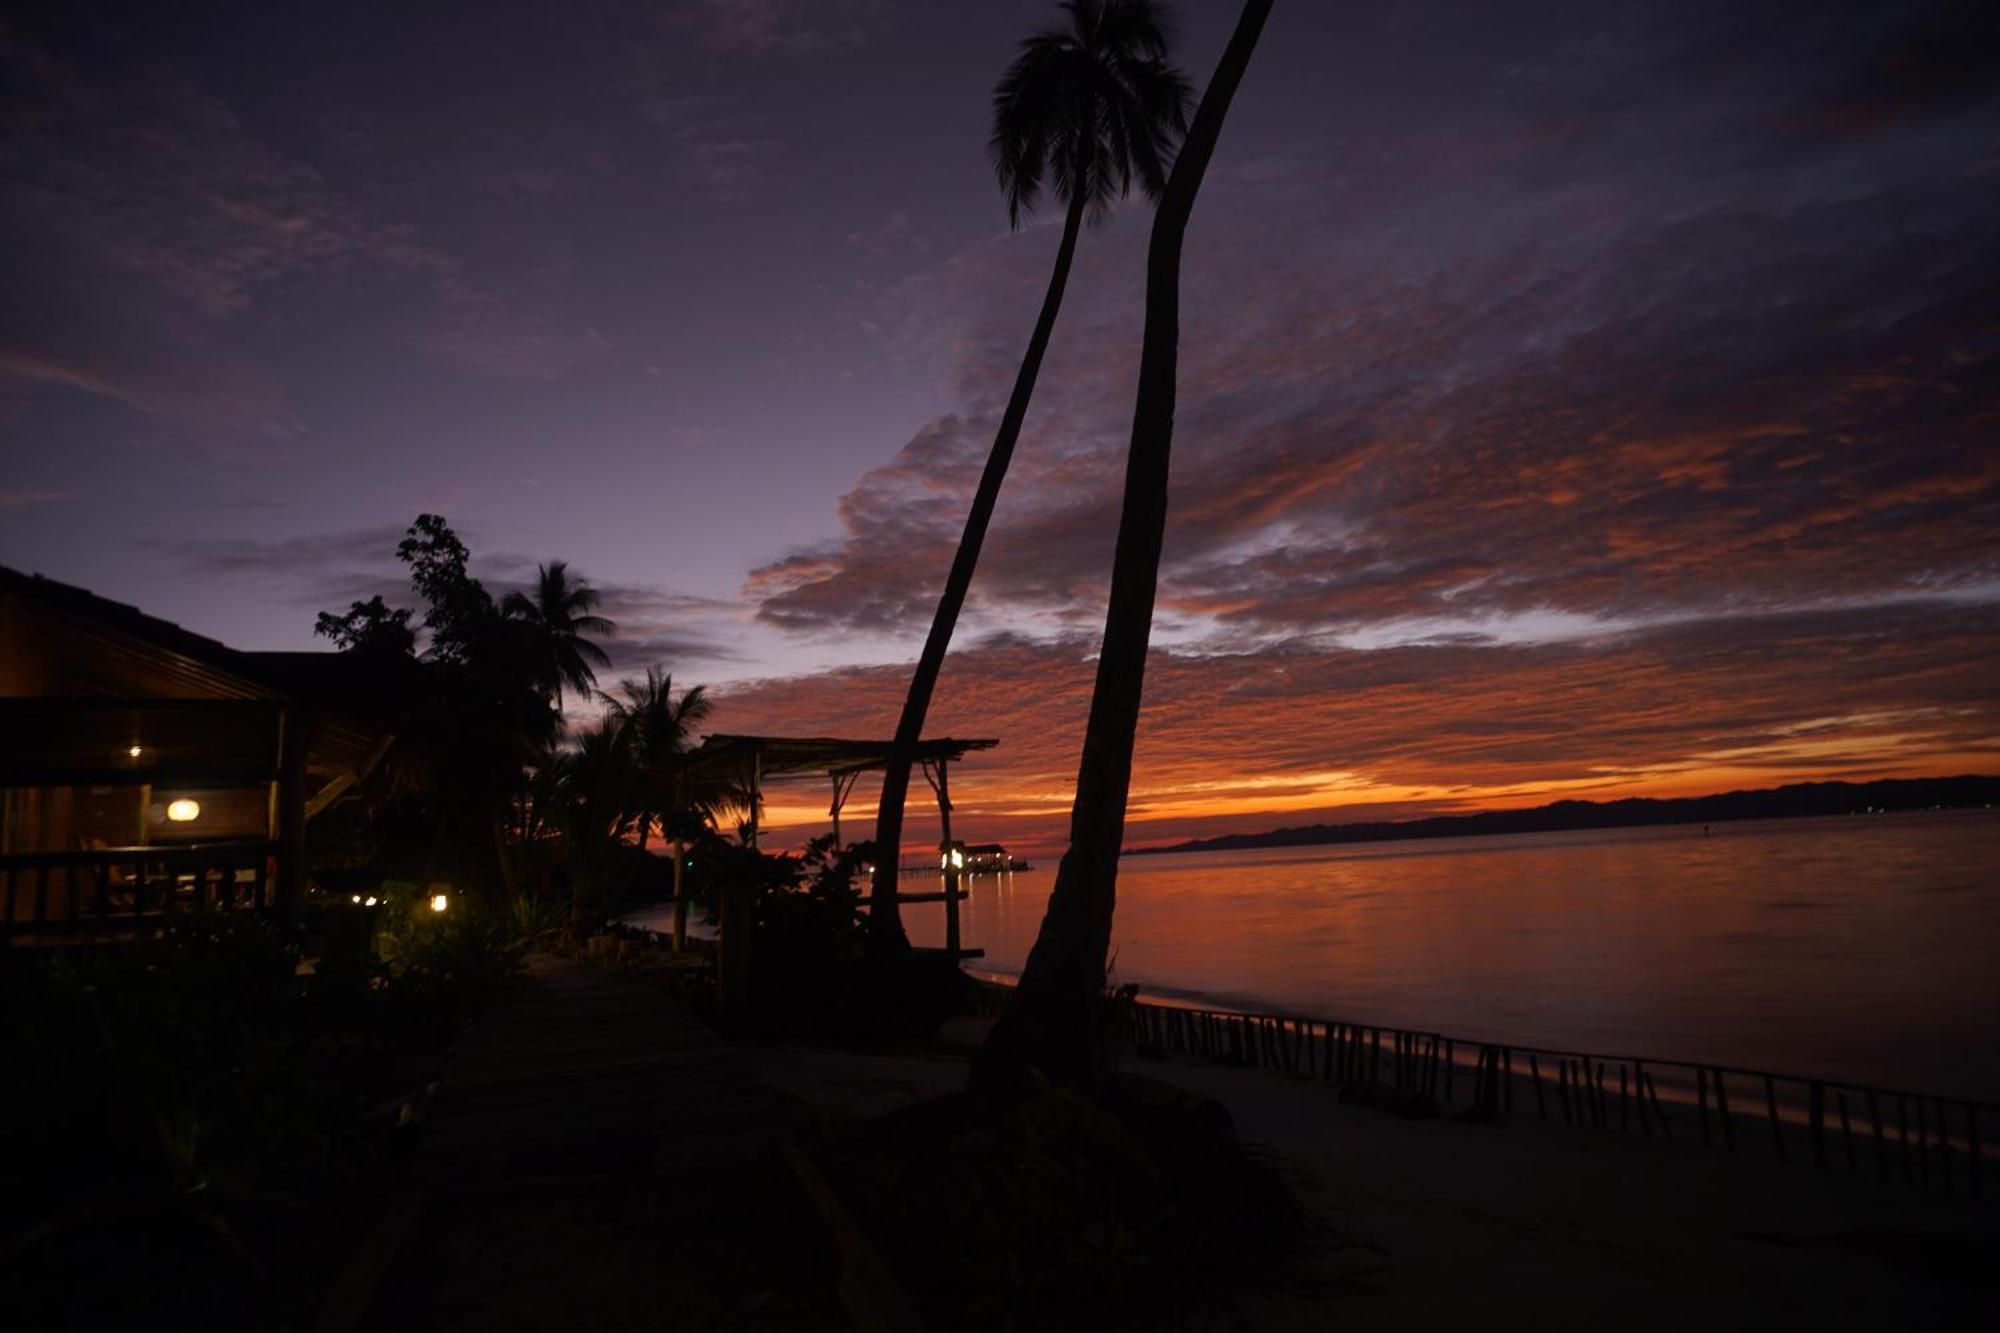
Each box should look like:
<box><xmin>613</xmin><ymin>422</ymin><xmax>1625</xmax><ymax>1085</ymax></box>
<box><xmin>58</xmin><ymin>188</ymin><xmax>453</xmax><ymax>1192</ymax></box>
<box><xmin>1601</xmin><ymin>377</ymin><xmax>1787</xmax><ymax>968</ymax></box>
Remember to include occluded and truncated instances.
<box><xmin>1</xmin><ymin>566</ymin><xmax>399</xmax><ymax>943</ymax></box>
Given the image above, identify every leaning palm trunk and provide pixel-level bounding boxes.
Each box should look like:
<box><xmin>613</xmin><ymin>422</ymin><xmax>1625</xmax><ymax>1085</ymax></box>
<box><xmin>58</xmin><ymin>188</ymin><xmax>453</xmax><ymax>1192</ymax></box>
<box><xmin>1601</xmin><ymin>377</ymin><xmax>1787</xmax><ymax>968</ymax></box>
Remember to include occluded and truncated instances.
<box><xmin>867</xmin><ymin>191</ymin><xmax>1089</xmax><ymax>956</ymax></box>
<box><xmin>979</xmin><ymin>0</ymin><xmax>1274</xmax><ymax>1088</ymax></box>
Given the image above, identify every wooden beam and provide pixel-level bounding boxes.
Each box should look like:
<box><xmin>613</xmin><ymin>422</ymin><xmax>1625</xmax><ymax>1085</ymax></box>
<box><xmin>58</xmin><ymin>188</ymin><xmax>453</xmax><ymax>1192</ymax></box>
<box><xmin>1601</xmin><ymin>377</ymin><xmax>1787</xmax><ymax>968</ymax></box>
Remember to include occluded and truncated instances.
<box><xmin>274</xmin><ymin>705</ymin><xmax>316</xmax><ymax>929</ymax></box>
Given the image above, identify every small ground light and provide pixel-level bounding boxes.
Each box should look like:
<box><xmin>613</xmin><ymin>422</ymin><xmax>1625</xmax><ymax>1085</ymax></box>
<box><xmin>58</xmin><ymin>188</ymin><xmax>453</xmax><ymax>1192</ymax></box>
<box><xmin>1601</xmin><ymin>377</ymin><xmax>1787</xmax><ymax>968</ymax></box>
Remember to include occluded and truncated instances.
<box><xmin>166</xmin><ymin>798</ymin><xmax>200</xmax><ymax>822</ymax></box>
<box><xmin>429</xmin><ymin>893</ymin><xmax>448</xmax><ymax>914</ymax></box>
<box><xmin>128</xmin><ymin>745</ymin><xmax>143</xmax><ymax>759</ymax></box>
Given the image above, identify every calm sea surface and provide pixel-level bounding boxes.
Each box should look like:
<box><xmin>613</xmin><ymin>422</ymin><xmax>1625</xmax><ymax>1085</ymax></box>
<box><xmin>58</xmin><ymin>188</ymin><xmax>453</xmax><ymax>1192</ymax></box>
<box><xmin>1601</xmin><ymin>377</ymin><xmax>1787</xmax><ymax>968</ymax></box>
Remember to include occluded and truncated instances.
<box><xmin>897</xmin><ymin>810</ymin><xmax>2000</xmax><ymax>1101</ymax></box>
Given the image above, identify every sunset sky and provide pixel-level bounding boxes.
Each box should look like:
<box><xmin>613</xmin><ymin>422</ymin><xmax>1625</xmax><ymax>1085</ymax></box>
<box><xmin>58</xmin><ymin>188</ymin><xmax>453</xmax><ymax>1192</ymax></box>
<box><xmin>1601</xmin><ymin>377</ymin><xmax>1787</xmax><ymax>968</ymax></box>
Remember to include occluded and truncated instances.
<box><xmin>4</xmin><ymin>0</ymin><xmax>1996</xmax><ymax>853</ymax></box>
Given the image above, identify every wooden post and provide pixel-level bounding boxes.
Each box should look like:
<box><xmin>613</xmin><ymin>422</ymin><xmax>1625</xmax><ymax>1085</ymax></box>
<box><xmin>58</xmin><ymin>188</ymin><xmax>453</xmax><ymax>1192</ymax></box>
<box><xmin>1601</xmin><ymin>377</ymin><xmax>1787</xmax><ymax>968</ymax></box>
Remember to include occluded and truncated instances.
<box><xmin>746</xmin><ymin>749</ymin><xmax>762</xmax><ymax>849</ymax></box>
<box><xmin>1837</xmin><ymin>1093</ymin><xmax>1856</xmax><ymax>1172</ymax></box>
<box><xmin>1868</xmin><ymin>1091</ymin><xmax>1887</xmax><ymax>1180</ymax></box>
<box><xmin>670</xmin><ymin>835</ymin><xmax>687</xmax><ymax>952</ymax></box>
<box><xmin>1765</xmin><ymin>1076</ymin><xmax>1789</xmax><ymax>1163</ymax></box>
<box><xmin>1969</xmin><ymin>1105</ymin><xmax>1982</xmax><ymax>1200</ymax></box>
<box><xmin>1916</xmin><ymin>1099</ymin><xmax>1930</xmax><ymax>1186</ymax></box>
<box><xmin>670</xmin><ymin>772</ymin><xmax>690</xmax><ymax>951</ymax></box>
<box><xmin>925</xmin><ymin>759</ymin><xmax>961</xmax><ymax>958</ymax></box>
<box><xmin>1810</xmin><ymin>1082</ymin><xmax>1828</xmax><ymax>1167</ymax></box>
<box><xmin>717</xmin><ymin>879</ymin><xmax>753</xmax><ymax>1034</ymax></box>
<box><xmin>1645</xmin><ymin>1072</ymin><xmax>1672</xmax><ymax>1143</ymax></box>
<box><xmin>1619</xmin><ymin>1064</ymin><xmax>1630</xmax><ymax>1133</ymax></box>
<box><xmin>829</xmin><ymin>768</ymin><xmax>860</xmax><ymax>849</ymax></box>
<box><xmin>275</xmin><ymin>705</ymin><xmax>314</xmax><ymax>930</ymax></box>
<box><xmin>1936</xmin><ymin>1099</ymin><xmax>1951</xmax><ymax>1194</ymax></box>
<box><xmin>1696</xmin><ymin>1067</ymin><xmax>1712</xmax><ymax>1148</ymax></box>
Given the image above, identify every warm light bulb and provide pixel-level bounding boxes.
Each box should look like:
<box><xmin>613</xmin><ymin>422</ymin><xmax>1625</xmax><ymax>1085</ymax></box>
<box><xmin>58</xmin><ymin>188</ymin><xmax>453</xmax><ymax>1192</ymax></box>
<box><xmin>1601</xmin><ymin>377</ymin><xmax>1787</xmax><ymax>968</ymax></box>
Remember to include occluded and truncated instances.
<box><xmin>128</xmin><ymin>745</ymin><xmax>143</xmax><ymax>759</ymax></box>
<box><xmin>166</xmin><ymin>798</ymin><xmax>200</xmax><ymax>823</ymax></box>
<box><xmin>429</xmin><ymin>893</ymin><xmax>448</xmax><ymax>914</ymax></box>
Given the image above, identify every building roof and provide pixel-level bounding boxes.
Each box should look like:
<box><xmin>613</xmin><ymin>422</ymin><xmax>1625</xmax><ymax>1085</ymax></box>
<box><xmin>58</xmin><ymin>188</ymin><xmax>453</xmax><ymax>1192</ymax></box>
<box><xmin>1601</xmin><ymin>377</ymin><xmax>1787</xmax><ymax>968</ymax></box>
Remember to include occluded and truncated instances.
<box><xmin>0</xmin><ymin>564</ymin><xmax>398</xmax><ymax>796</ymax></box>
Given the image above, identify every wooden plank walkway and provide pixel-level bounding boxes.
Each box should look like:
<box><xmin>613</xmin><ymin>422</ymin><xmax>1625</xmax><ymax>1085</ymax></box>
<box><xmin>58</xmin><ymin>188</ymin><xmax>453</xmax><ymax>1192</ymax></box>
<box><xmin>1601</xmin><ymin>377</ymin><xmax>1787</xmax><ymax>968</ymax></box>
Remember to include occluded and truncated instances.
<box><xmin>416</xmin><ymin>952</ymin><xmax>785</xmax><ymax>1190</ymax></box>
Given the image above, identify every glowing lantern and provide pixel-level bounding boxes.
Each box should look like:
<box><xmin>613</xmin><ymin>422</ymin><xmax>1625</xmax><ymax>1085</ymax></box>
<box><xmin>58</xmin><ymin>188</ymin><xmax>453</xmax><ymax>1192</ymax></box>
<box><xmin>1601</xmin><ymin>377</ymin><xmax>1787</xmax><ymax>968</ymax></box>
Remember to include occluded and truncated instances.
<box><xmin>429</xmin><ymin>893</ymin><xmax>449</xmax><ymax>914</ymax></box>
<box><xmin>166</xmin><ymin>799</ymin><xmax>200</xmax><ymax>823</ymax></box>
<box><xmin>128</xmin><ymin>745</ymin><xmax>143</xmax><ymax>759</ymax></box>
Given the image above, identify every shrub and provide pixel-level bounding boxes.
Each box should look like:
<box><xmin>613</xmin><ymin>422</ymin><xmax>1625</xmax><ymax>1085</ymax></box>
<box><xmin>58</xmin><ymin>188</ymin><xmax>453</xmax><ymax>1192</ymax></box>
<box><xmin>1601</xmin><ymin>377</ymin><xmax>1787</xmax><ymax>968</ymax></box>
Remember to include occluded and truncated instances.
<box><xmin>0</xmin><ymin>907</ymin><xmax>523</xmax><ymax>1329</ymax></box>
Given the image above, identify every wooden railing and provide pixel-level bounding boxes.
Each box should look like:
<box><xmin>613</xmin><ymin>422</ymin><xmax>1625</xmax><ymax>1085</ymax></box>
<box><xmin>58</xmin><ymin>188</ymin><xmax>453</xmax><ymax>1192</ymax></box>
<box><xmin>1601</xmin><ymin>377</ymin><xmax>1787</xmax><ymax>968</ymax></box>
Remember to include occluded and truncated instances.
<box><xmin>970</xmin><ymin>981</ymin><xmax>1993</xmax><ymax>1200</ymax></box>
<box><xmin>1</xmin><ymin>841</ymin><xmax>275</xmax><ymax>943</ymax></box>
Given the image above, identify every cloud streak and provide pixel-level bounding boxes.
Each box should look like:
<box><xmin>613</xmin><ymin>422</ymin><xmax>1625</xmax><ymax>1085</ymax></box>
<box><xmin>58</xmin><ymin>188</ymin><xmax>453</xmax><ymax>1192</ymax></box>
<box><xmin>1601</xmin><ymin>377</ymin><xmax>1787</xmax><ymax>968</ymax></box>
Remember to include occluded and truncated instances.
<box><xmin>749</xmin><ymin>1</ymin><xmax>2000</xmax><ymax>654</ymax></box>
<box><xmin>715</xmin><ymin>599</ymin><xmax>2000</xmax><ymax>852</ymax></box>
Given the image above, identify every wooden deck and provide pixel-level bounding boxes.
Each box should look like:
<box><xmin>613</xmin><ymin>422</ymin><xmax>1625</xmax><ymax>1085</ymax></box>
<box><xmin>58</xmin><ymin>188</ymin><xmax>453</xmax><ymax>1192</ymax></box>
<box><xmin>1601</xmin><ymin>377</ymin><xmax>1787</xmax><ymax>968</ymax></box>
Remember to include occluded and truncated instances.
<box><xmin>327</xmin><ymin>955</ymin><xmax>838</xmax><ymax>1333</ymax></box>
<box><xmin>417</xmin><ymin>952</ymin><xmax>785</xmax><ymax>1190</ymax></box>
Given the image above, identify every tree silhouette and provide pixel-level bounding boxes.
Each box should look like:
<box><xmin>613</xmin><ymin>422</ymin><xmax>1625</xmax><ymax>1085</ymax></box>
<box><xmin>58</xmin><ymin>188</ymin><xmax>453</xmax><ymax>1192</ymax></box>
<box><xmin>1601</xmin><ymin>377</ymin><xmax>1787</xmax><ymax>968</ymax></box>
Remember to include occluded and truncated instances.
<box><xmin>502</xmin><ymin>560</ymin><xmax>615</xmax><ymax>706</ymax></box>
<box><xmin>606</xmin><ymin>667</ymin><xmax>714</xmax><ymax>852</ymax></box>
<box><xmin>313</xmin><ymin>595</ymin><xmax>414</xmax><ymax>657</ymax></box>
<box><xmin>980</xmin><ymin>0</ymin><xmax>1275</xmax><ymax>1089</ymax></box>
<box><xmin>868</xmin><ymin>0</ymin><xmax>1195</xmax><ymax>957</ymax></box>
<box><xmin>313</xmin><ymin>517</ymin><xmax>620</xmax><ymax>900</ymax></box>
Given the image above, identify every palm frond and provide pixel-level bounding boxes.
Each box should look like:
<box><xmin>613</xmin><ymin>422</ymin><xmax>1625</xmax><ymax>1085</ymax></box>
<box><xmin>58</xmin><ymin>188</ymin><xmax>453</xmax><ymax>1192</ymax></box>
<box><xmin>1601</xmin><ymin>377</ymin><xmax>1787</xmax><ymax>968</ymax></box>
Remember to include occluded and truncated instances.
<box><xmin>989</xmin><ymin>0</ymin><xmax>1193</xmax><ymax>228</ymax></box>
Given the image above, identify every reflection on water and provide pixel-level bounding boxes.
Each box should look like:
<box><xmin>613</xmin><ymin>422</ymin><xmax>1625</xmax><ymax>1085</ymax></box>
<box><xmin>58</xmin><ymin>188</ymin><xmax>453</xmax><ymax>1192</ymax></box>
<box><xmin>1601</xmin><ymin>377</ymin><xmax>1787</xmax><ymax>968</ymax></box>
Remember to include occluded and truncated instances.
<box><xmin>904</xmin><ymin>809</ymin><xmax>2000</xmax><ymax>1101</ymax></box>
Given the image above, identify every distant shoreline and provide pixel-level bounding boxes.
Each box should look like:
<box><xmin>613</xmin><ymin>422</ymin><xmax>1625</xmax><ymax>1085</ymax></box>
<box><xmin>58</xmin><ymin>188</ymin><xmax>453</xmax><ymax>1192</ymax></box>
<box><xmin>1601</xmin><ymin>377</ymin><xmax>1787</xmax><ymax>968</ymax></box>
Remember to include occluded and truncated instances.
<box><xmin>1127</xmin><ymin>774</ymin><xmax>2000</xmax><ymax>858</ymax></box>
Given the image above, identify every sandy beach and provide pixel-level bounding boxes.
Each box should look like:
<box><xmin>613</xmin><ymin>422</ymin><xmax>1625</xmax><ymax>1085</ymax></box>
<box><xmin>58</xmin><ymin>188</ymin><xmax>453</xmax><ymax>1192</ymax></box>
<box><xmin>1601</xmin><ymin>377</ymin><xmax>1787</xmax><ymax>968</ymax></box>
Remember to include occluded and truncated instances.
<box><xmin>751</xmin><ymin>1019</ymin><xmax>1998</xmax><ymax>1331</ymax></box>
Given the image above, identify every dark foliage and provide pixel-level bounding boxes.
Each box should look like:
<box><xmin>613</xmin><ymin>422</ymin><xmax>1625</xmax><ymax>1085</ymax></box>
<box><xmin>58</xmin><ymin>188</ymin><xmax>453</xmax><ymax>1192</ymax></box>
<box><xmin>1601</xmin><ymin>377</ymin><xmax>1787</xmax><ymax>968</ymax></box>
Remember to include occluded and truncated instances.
<box><xmin>313</xmin><ymin>594</ymin><xmax>415</xmax><ymax>657</ymax></box>
<box><xmin>0</xmin><ymin>911</ymin><xmax>522</xmax><ymax>1330</ymax></box>
<box><xmin>827</xmin><ymin>1072</ymin><xmax>1314</xmax><ymax>1332</ymax></box>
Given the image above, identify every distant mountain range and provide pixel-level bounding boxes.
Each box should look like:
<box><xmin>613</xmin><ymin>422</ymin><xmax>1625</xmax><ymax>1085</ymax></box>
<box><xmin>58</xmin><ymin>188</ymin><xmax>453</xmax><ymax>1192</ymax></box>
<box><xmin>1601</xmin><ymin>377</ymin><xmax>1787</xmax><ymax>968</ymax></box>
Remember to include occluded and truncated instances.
<box><xmin>1130</xmin><ymin>775</ymin><xmax>2000</xmax><ymax>858</ymax></box>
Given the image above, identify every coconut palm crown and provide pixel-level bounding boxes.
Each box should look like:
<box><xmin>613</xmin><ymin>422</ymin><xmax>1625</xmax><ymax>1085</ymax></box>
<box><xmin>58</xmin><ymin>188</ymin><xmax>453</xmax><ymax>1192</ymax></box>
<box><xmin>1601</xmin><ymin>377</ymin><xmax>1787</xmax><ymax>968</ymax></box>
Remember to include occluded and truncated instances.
<box><xmin>502</xmin><ymin>560</ymin><xmax>615</xmax><ymax>705</ymax></box>
<box><xmin>990</xmin><ymin>0</ymin><xmax>1195</xmax><ymax>228</ymax></box>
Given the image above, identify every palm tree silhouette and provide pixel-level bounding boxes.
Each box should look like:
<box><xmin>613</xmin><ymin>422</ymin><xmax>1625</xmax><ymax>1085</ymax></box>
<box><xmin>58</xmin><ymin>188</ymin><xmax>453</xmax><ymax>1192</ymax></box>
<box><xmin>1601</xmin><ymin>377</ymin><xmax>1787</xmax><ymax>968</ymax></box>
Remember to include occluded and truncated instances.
<box><xmin>868</xmin><ymin>0</ymin><xmax>1195</xmax><ymax>956</ymax></box>
<box><xmin>606</xmin><ymin>667</ymin><xmax>714</xmax><ymax>853</ymax></box>
<box><xmin>981</xmin><ymin>0</ymin><xmax>1274</xmax><ymax>1089</ymax></box>
<box><xmin>502</xmin><ymin>560</ymin><xmax>615</xmax><ymax>707</ymax></box>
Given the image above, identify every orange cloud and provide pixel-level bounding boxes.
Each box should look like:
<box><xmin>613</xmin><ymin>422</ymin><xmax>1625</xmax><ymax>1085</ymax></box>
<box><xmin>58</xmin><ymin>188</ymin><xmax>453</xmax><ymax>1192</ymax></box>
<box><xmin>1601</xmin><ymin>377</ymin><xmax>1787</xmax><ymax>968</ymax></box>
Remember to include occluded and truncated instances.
<box><xmin>707</xmin><ymin>600</ymin><xmax>2000</xmax><ymax>856</ymax></box>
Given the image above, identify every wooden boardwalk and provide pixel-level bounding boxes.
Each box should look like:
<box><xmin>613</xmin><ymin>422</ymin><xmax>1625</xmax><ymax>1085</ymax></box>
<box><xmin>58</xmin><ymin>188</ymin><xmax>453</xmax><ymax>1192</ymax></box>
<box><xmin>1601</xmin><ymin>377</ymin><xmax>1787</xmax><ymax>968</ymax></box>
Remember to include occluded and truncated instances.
<box><xmin>324</xmin><ymin>957</ymin><xmax>837</xmax><ymax>1333</ymax></box>
<box><xmin>417</xmin><ymin>952</ymin><xmax>785</xmax><ymax>1190</ymax></box>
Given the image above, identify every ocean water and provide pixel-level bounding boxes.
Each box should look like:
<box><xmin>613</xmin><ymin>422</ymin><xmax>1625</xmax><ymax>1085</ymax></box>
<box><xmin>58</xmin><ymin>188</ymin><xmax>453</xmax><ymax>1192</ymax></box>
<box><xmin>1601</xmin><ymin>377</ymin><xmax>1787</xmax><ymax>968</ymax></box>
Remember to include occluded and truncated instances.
<box><xmin>901</xmin><ymin>809</ymin><xmax>2000</xmax><ymax>1101</ymax></box>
